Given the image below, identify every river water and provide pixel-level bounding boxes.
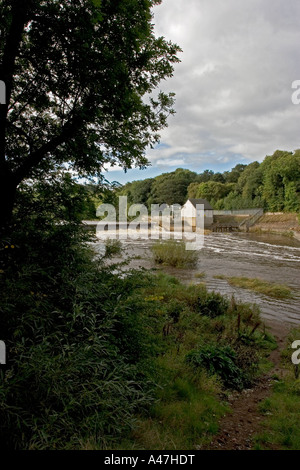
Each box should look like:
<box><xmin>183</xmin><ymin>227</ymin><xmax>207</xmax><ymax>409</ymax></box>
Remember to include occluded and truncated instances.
<box><xmin>92</xmin><ymin>230</ymin><xmax>300</xmax><ymax>326</ymax></box>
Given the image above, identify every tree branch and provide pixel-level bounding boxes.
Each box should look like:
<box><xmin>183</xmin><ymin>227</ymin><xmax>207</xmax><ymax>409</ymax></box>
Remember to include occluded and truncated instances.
<box><xmin>13</xmin><ymin>113</ymin><xmax>83</xmax><ymax>184</ymax></box>
<box><xmin>0</xmin><ymin>0</ymin><xmax>31</xmax><ymax>163</ymax></box>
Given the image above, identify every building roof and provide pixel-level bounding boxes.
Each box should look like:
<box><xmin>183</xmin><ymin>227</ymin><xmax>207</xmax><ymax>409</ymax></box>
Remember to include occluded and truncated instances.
<box><xmin>187</xmin><ymin>198</ymin><xmax>213</xmax><ymax>210</ymax></box>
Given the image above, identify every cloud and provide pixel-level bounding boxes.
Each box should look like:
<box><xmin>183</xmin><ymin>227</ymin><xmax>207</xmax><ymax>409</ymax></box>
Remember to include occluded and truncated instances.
<box><xmin>156</xmin><ymin>158</ymin><xmax>186</xmax><ymax>167</ymax></box>
<box><xmin>144</xmin><ymin>0</ymin><xmax>300</xmax><ymax>172</ymax></box>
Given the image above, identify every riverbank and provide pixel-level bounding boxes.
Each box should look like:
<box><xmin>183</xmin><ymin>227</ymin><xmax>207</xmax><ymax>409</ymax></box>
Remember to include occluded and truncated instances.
<box><xmin>95</xmin><ymin>231</ymin><xmax>300</xmax><ymax>450</ymax></box>
<box><xmin>111</xmin><ymin>271</ymin><xmax>278</xmax><ymax>451</ymax></box>
<box><xmin>249</xmin><ymin>213</ymin><xmax>300</xmax><ymax>240</ymax></box>
<box><xmin>102</xmin><ymin>230</ymin><xmax>300</xmax><ymax>325</ymax></box>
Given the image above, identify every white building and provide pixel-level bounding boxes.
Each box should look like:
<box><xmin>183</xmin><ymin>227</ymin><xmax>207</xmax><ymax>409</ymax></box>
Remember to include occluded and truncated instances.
<box><xmin>181</xmin><ymin>198</ymin><xmax>214</xmax><ymax>229</ymax></box>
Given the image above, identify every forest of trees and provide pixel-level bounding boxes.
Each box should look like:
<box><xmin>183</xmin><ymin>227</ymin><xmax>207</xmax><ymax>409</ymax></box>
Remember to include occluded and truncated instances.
<box><xmin>117</xmin><ymin>150</ymin><xmax>300</xmax><ymax>212</ymax></box>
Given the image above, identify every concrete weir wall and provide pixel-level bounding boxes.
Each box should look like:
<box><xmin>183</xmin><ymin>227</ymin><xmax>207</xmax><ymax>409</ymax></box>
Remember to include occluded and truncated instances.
<box><xmin>183</xmin><ymin>215</ymin><xmax>214</xmax><ymax>229</ymax></box>
<box><xmin>212</xmin><ymin>209</ymin><xmax>264</xmax><ymax>232</ymax></box>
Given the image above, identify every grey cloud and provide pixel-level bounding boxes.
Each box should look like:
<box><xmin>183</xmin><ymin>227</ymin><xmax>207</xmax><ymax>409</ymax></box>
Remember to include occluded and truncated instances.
<box><xmin>147</xmin><ymin>0</ymin><xmax>300</xmax><ymax>171</ymax></box>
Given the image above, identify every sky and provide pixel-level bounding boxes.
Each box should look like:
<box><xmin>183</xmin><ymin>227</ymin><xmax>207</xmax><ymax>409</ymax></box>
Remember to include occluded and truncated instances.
<box><xmin>105</xmin><ymin>0</ymin><xmax>300</xmax><ymax>185</ymax></box>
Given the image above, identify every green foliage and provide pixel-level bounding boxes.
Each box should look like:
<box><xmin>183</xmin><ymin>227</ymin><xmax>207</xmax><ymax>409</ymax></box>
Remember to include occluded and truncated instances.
<box><xmin>119</xmin><ymin>169</ymin><xmax>199</xmax><ymax>208</ymax></box>
<box><xmin>223</xmin><ymin>164</ymin><xmax>247</xmax><ymax>183</ymax></box>
<box><xmin>149</xmin><ymin>169</ymin><xmax>198</xmax><ymax>206</ymax></box>
<box><xmin>191</xmin><ymin>181</ymin><xmax>235</xmax><ymax>207</ymax></box>
<box><xmin>0</xmin><ymin>0</ymin><xmax>181</xmax><ymax>228</ymax></box>
<box><xmin>261</xmin><ymin>150</ymin><xmax>300</xmax><ymax>212</ymax></box>
<box><xmin>151</xmin><ymin>240</ymin><xmax>199</xmax><ymax>268</ymax></box>
<box><xmin>219</xmin><ymin>276</ymin><xmax>294</xmax><ymax>299</ymax></box>
<box><xmin>187</xmin><ymin>182</ymin><xmax>199</xmax><ymax>199</ymax></box>
<box><xmin>115</xmin><ymin>150</ymin><xmax>298</xmax><ymax>213</ymax></box>
<box><xmin>0</xmin><ymin>181</ymin><xmax>160</xmax><ymax>449</ymax></box>
<box><xmin>254</xmin><ymin>327</ymin><xmax>300</xmax><ymax>450</ymax></box>
<box><xmin>116</xmin><ymin>150</ymin><xmax>300</xmax><ymax>213</ymax></box>
<box><xmin>0</xmin><ymin>174</ymin><xmax>277</xmax><ymax>450</ymax></box>
<box><xmin>195</xmin><ymin>291</ymin><xmax>230</xmax><ymax>318</ymax></box>
<box><xmin>196</xmin><ymin>169</ymin><xmax>214</xmax><ymax>183</ymax></box>
<box><xmin>104</xmin><ymin>238</ymin><xmax>123</xmax><ymax>257</ymax></box>
<box><xmin>118</xmin><ymin>178</ymin><xmax>154</xmax><ymax>207</ymax></box>
<box><xmin>186</xmin><ymin>345</ymin><xmax>244</xmax><ymax>390</ymax></box>
<box><xmin>116</xmin><ymin>272</ymin><xmax>275</xmax><ymax>450</ymax></box>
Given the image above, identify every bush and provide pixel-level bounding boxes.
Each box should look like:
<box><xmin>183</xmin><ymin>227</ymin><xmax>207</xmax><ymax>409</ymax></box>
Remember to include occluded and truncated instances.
<box><xmin>186</xmin><ymin>345</ymin><xmax>244</xmax><ymax>390</ymax></box>
<box><xmin>104</xmin><ymin>238</ymin><xmax>123</xmax><ymax>257</ymax></box>
<box><xmin>0</xmin><ymin>179</ymin><xmax>158</xmax><ymax>449</ymax></box>
<box><xmin>0</xmin><ymin>231</ymin><xmax>158</xmax><ymax>449</ymax></box>
<box><xmin>151</xmin><ymin>240</ymin><xmax>199</xmax><ymax>268</ymax></box>
<box><xmin>196</xmin><ymin>291</ymin><xmax>230</xmax><ymax>318</ymax></box>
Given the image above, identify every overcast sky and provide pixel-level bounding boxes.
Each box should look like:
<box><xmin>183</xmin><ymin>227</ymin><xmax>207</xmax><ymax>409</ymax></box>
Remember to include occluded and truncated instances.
<box><xmin>106</xmin><ymin>0</ymin><xmax>300</xmax><ymax>184</ymax></box>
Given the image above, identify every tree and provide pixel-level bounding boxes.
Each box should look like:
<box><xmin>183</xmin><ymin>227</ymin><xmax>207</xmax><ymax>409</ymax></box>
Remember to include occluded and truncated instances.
<box><xmin>193</xmin><ymin>181</ymin><xmax>235</xmax><ymax>205</ymax></box>
<box><xmin>212</xmin><ymin>172</ymin><xmax>225</xmax><ymax>183</ymax></box>
<box><xmin>149</xmin><ymin>168</ymin><xmax>198</xmax><ymax>205</ymax></box>
<box><xmin>118</xmin><ymin>177</ymin><xmax>154</xmax><ymax>207</ymax></box>
<box><xmin>187</xmin><ymin>181</ymin><xmax>199</xmax><ymax>199</ymax></box>
<box><xmin>234</xmin><ymin>161</ymin><xmax>264</xmax><ymax>206</ymax></box>
<box><xmin>223</xmin><ymin>164</ymin><xmax>247</xmax><ymax>183</ymax></box>
<box><xmin>261</xmin><ymin>150</ymin><xmax>300</xmax><ymax>211</ymax></box>
<box><xmin>196</xmin><ymin>169</ymin><xmax>214</xmax><ymax>183</ymax></box>
<box><xmin>0</xmin><ymin>0</ymin><xmax>181</xmax><ymax>230</ymax></box>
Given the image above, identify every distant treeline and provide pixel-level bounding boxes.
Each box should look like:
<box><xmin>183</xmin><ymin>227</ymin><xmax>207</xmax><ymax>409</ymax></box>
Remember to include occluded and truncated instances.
<box><xmin>117</xmin><ymin>150</ymin><xmax>300</xmax><ymax>212</ymax></box>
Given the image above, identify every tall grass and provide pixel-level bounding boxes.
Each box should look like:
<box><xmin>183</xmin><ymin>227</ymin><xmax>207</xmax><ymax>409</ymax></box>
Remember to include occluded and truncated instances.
<box><xmin>254</xmin><ymin>327</ymin><xmax>300</xmax><ymax>450</ymax></box>
<box><xmin>112</xmin><ymin>272</ymin><xmax>276</xmax><ymax>450</ymax></box>
<box><xmin>0</xmin><ymin>181</ymin><xmax>159</xmax><ymax>450</ymax></box>
<box><xmin>214</xmin><ymin>275</ymin><xmax>293</xmax><ymax>299</ymax></box>
<box><xmin>104</xmin><ymin>238</ymin><xmax>123</xmax><ymax>257</ymax></box>
<box><xmin>0</xmin><ymin>229</ymin><xmax>158</xmax><ymax>449</ymax></box>
<box><xmin>151</xmin><ymin>240</ymin><xmax>199</xmax><ymax>268</ymax></box>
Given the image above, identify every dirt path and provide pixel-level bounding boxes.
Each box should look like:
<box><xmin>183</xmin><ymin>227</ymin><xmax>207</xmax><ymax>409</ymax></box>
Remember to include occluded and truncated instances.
<box><xmin>204</xmin><ymin>319</ymin><xmax>290</xmax><ymax>450</ymax></box>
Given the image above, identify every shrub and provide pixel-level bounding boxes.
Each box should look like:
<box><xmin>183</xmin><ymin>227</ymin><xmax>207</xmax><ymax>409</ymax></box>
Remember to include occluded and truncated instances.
<box><xmin>104</xmin><ymin>238</ymin><xmax>123</xmax><ymax>257</ymax></box>
<box><xmin>0</xmin><ymin>232</ymin><xmax>158</xmax><ymax>449</ymax></box>
<box><xmin>196</xmin><ymin>291</ymin><xmax>230</xmax><ymax>318</ymax></box>
<box><xmin>0</xmin><ymin>180</ymin><xmax>158</xmax><ymax>449</ymax></box>
<box><xmin>151</xmin><ymin>240</ymin><xmax>199</xmax><ymax>268</ymax></box>
<box><xmin>186</xmin><ymin>345</ymin><xmax>244</xmax><ymax>390</ymax></box>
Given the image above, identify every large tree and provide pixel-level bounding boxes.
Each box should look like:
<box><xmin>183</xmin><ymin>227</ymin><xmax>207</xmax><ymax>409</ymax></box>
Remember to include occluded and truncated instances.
<box><xmin>0</xmin><ymin>0</ymin><xmax>180</xmax><ymax>229</ymax></box>
<box><xmin>149</xmin><ymin>168</ymin><xmax>198</xmax><ymax>206</ymax></box>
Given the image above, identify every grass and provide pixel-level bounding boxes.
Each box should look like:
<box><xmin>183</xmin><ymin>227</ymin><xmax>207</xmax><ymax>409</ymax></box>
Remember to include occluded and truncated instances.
<box><xmin>107</xmin><ymin>271</ymin><xmax>276</xmax><ymax>450</ymax></box>
<box><xmin>124</xmin><ymin>360</ymin><xmax>229</xmax><ymax>450</ymax></box>
<box><xmin>254</xmin><ymin>327</ymin><xmax>300</xmax><ymax>450</ymax></box>
<box><xmin>254</xmin><ymin>378</ymin><xmax>300</xmax><ymax>450</ymax></box>
<box><xmin>151</xmin><ymin>239</ymin><xmax>199</xmax><ymax>268</ymax></box>
<box><xmin>195</xmin><ymin>272</ymin><xmax>206</xmax><ymax>279</ymax></box>
<box><xmin>213</xmin><ymin>275</ymin><xmax>293</xmax><ymax>299</ymax></box>
<box><xmin>104</xmin><ymin>238</ymin><xmax>123</xmax><ymax>257</ymax></box>
<box><xmin>258</xmin><ymin>213</ymin><xmax>299</xmax><ymax>224</ymax></box>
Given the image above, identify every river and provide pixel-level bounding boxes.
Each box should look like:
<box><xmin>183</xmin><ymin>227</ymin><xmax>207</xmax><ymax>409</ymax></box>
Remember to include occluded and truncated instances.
<box><xmin>92</xmin><ymin>230</ymin><xmax>300</xmax><ymax>326</ymax></box>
